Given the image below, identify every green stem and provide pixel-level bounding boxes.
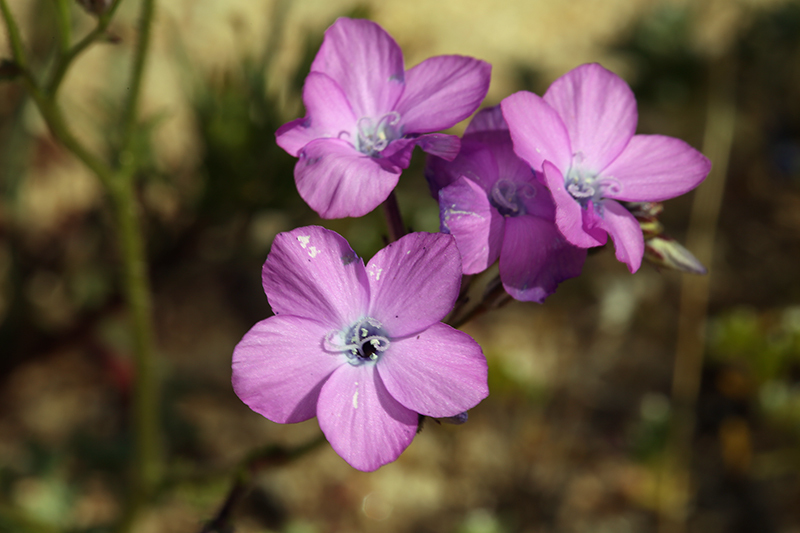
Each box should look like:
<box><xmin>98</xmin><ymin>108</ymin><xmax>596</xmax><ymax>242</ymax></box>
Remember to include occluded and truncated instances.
<box><xmin>110</xmin><ymin>176</ymin><xmax>160</xmax><ymax>515</ymax></box>
<box><xmin>119</xmin><ymin>0</ymin><xmax>154</xmax><ymax>164</ymax></box>
<box><xmin>52</xmin><ymin>0</ymin><xmax>72</xmax><ymax>54</ymax></box>
<box><xmin>0</xmin><ymin>0</ymin><xmax>29</xmax><ymax>69</ymax></box>
<box><xmin>46</xmin><ymin>0</ymin><xmax>124</xmax><ymax>96</ymax></box>
<box><xmin>4</xmin><ymin>0</ymin><xmax>162</xmax><ymax>523</ymax></box>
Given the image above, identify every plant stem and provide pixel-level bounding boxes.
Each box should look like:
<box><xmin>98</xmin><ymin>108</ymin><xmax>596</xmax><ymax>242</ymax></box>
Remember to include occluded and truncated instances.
<box><xmin>200</xmin><ymin>435</ymin><xmax>327</xmax><ymax>533</ymax></box>
<box><xmin>46</xmin><ymin>0</ymin><xmax>124</xmax><ymax>95</ymax></box>
<box><xmin>658</xmin><ymin>57</ymin><xmax>736</xmax><ymax>533</ymax></box>
<box><xmin>382</xmin><ymin>190</ymin><xmax>406</xmax><ymax>243</ymax></box>
<box><xmin>3</xmin><ymin>0</ymin><xmax>162</xmax><ymax>523</ymax></box>
<box><xmin>119</xmin><ymin>0</ymin><xmax>154</xmax><ymax>163</ymax></box>
<box><xmin>52</xmin><ymin>0</ymin><xmax>72</xmax><ymax>54</ymax></box>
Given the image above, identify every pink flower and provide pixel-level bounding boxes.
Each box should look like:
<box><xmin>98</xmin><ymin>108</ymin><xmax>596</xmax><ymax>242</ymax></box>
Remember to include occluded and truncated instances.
<box><xmin>232</xmin><ymin>226</ymin><xmax>488</xmax><ymax>471</ymax></box>
<box><xmin>276</xmin><ymin>18</ymin><xmax>491</xmax><ymax>219</ymax></box>
<box><xmin>501</xmin><ymin>63</ymin><xmax>711</xmax><ymax>272</ymax></box>
<box><xmin>426</xmin><ymin>106</ymin><xmax>586</xmax><ymax>302</ymax></box>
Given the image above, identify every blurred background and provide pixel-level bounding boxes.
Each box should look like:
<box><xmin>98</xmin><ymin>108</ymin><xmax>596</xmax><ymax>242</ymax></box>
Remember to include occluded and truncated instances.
<box><xmin>1</xmin><ymin>0</ymin><xmax>800</xmax><ymax>531</ymax></box>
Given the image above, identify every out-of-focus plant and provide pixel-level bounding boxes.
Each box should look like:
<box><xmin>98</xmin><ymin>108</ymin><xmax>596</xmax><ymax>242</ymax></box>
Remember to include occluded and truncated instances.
<box><xmin>0</xmin><ymin>0</ymin><xmax>160</xmax><ymax>529</ymax></box>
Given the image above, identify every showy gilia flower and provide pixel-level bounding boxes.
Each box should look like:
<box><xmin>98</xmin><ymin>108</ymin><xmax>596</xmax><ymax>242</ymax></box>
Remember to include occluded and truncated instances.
<box><xmin>426</xmin><ymin>106</ymin><xmax>586</xmax><ymax>302</ymax></box>
<box><xmin>276</xmin><ymin>17</ymin><xmax>491</xmax><ymax>219</ymax></box>
<box><xmin>232</xmin><ymin>226</ymin><xmax>488</xmax><ymax>471</ymax></box>
<box><xmin>501</xmin><ymin>63</ymin><xmax>711</xmax><ymax>272</ymax></box>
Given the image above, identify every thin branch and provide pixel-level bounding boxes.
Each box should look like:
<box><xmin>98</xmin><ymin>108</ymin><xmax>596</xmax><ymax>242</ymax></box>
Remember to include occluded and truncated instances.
<box><xmin>118</xmin><ymin>0</ymin><xmax>154</xmax><ymax>169</ymax></box>
<box><xmin>0</xmin><ymin>0</ymin><xmax>29</xmax><ymax>69</ymax></box>
<box><xmin>46</xmin><ymin>0</ymin><xmax>125</xmax><ymax>95</ymax></box>
<box><xmin>200</xmin><ymin>435</ymin><xmax>327</xmax><ymax>533</ymax></box>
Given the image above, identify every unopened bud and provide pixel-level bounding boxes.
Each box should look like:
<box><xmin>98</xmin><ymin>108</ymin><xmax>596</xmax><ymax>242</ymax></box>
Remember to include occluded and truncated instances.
<box><xmin>644</xmin><ymin>234</ymin><xmax>707</xmax><ymax>275</ymax></box>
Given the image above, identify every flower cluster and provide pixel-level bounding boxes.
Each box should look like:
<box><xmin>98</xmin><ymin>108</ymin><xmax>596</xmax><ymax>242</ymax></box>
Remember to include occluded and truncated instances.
<box><xmin>234</xmin><ymin>17</ymin><xmax>711</xmax><ymax>471</ymax></box>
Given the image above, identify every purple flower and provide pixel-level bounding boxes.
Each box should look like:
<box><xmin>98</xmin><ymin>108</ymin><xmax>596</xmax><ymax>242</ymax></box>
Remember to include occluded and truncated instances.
<box><xmin>501</xmin><ymin>63</ymin><xmax>711</xmax><ymax>272</ymax></box>
<box><xmin>276</xmin><ymin>18</ymin><xmax>491</xmax><ymax>219</ymax></box>
<box><xmin>232</xmin><ymin>226</ymin><xmax>488</xmax><ymax>471</ymax></box>
<box><xmin>426</xmin><ymin>106</ymin><xmax>586</xmax><ymax>302</ymax></box>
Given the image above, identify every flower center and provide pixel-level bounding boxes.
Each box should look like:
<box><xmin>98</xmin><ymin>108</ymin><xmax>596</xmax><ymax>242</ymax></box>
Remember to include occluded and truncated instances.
<box><xmin>354</xmin><ymin>112</ymin><xmax>402</xmax><ymax>156</ymax></box>
<box><xmin>489</xmin><ymin>179</ymin><xmax>536</xmax><ymax>217</ymax></box>
<box><xmin>325</xmin><ymin>317</ymin><xmax>391</xmax><ymax>365</ymax></box>
<box><xmin>564</xmin><ymin>167</ymin><xmax>621</xmax><ymax>208</ymax></box>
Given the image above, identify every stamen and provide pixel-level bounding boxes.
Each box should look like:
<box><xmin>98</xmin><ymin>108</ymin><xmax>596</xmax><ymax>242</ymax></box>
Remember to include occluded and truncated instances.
<box><xmin>325</xmin><ymin>318</ymin><xmax>391</xmax><ymax>364</ymax></box>
<box><xmin>488</xmin><ymin>179</ymin><xmax>535</xmax><ymax>217</ymax></box>
<box><xmin>355</xmin><ymin>111</ymin><xmax>402</xmax><ymax>156</ymax></box>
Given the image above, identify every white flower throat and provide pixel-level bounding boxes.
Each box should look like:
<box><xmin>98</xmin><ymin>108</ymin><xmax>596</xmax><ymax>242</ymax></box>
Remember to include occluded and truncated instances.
<box><xmin>354</xmin><ymin>112</ymin><xmax>402</xmax><ymax>156</ymax></box>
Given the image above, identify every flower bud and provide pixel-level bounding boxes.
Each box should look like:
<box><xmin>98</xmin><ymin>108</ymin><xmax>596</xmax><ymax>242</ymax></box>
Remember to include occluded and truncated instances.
<box><xmin>644</xmin><ymin>234</ymin><xmax>707</xmax><ymax>275</ymax></box>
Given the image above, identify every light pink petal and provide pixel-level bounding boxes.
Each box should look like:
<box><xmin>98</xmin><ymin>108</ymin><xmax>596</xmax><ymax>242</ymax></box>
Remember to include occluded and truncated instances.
<box><xmin>464</xmin><ymin>105</ymin><xmax>508</xmax><ymax>135</ymax></box>
<box><xmin>543</xmin><ymin>63</ymin><xmax>637</xmax><ymax>172</ymax></box>
<box><xmin>542</xmin><ymin>161</ymin><xmax>606</xmax><ymax>248</ymax></box>
<box><xmin>232</xmin><ymin>316</ymin><xmax>343</xmax><ymax>423</ymax></box>
<box><xmin>377</xmin><ymin>322</ymin><xmax>488</xmax><ymax>418</ymax></box>
<box><xmin>263</xmin><ymin>226</ymin><xmax>369</xmax><ymax>326</ymax></box>
<box><xmin>439</xmin><ymin>177</ymin><xmax>504</xmax><ymax>274</ymax></box>
<box><xmin>499</xmin><ymin>216</ymin><xmax>586</xmax><ymax>302</ymax></box>
<box><xmin>366</xmin><ymin>232</ymin><xmax>461</xmax><ymax>337</ymax></box>
<box><xmin>317</xmin><ymin>363</ymin><xmax>418</xmax><ymax>471</ymax></box>
<box><xmin>295</xmin><ymin>138</ymin><xmax>400</xmax><ymax>218</ymax></box>
<box><xmin>311</xmin><ymin>18</ymin><xmax>405</xmax><ymax>118</ymax></box>
<box><xmin>595</xmin><ymin>199</ymin><xmax>645</xmax><ymax>273</ymax></box>
<box><xmin>501</xmin><ymin>91</ymin><xmax>572</xmax><ymax>172</ymax></box>
<box><xmin>600</xmin><ymin>134</ymin><xmax>712</xmax><ymax>201</ymax></box>
<box><xmin>395</xmin><ymin>55</ymin><xmax>491</xmax><ymax>133</ymax></box>
<box><xmin>275</xmin><ymin>72</ymin><xmax>357</xmax><ymax>157</ymax></box>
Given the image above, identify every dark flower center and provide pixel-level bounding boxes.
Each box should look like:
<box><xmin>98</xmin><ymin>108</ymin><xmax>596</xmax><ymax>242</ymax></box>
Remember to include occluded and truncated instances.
<box><xmin>325</xmin><ymin>317</ymin><xmax>391</xmax><ymax>365</ymax></box>
<box><xmin>489</xmin><ymin>179</ymin><xmax>536</xmax><ymax>217</ymax></box>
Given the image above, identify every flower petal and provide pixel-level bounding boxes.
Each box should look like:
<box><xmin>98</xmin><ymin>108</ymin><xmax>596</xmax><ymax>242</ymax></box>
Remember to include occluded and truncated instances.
<box><xmin>414</xmin><ymin>133</ymin><xmax>461</xmax><ymax>161</ymax></box>
<box><xmin>377</xmin><ymin>322</ymin><xmax>488</xmax><ymax>418</ymax></box>
<box><xmin>464</xmin><ymin>105</ymin><xmax>508</xmax><ymax>135</ymax></box>
<box><xmin>595</xmin><ymin>199</ymin><xmax>645</xmax><ymax>272</ymax></box>
<box><xmin>317</xmin><ymin>363</ymin><xmax>418</xmax><ymax>471</ymax></box>
<box><xmin>276</xmin><ymin>72</ymin><xmax>357</xmax><ymax>157</ymax></box>
<box><xmin>232</xmin><ymin>316</ymin><xmax>343</xmax><ymax>423</ymax></box>
<box><xmin>439</xmin><ymin>177</ymin><xmax>504</xmax><ymax>274</ymax></box>
<box><xmin>366</xmin><ymin>232</ymin><xmax>461</xmax><ymax>337</ymax></box>
<box><xmin>501</xmin><ymin>91</ymin><xmax>572</xmax><ymax>172</ymax></box>
<box><xmin>426</xmin><ymin>136</ymin><xmax>500</xmax><ymax>195</ymax></box>
<box><xmin>542</xmin><ymin>161</ymin><xmax>606</xmax><ymax>248</ymax></box>
<box><xmin>295</xmin><ymin>138</ymin><xmax>401</xmax><ymax>218</ymax></box>
<box><xmin>499</xmin><ymin>216</ymin><xmax>586</xmax><ymax>302</ymax></box>
<box><xmin>311</xmin><ymin>18</ymin><xmax>405</xmax><ymax>118</ymax></box>
<box><xmin>395</xmin><ymin>55</ymin><xmax>491</xmax><ymax>133</ymax></box>
<box><xmin>543</xmin><ymin>63</ymin><xmax>637</xmax><ymax>172</ymax></box>
<box><xmin>263</xmin><ymin>226</ymin><xmax>369</xmax><ymax>326</ymax></box>
<box><xmin>600</xmin><ymin>134</ymin><xmax>711</xmax><ymax>202</ymax></box>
